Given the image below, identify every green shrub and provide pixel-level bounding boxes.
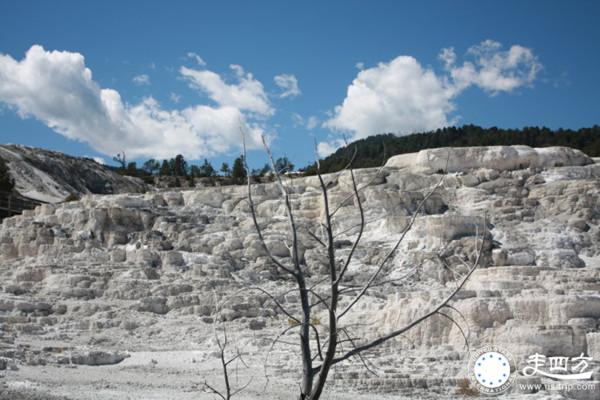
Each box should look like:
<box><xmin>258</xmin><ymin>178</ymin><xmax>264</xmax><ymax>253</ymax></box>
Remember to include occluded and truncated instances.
<box><xmin>63</xmin><ymin>193</ymin><xmax>80</xmax><ymax>202</ymax></box>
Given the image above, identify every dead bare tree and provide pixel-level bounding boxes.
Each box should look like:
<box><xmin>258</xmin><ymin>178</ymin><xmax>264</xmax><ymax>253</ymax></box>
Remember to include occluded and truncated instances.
<box><xmin>112</xmin><ymin>151</ymin><xmax>127</xmax><ymax>170</ymax></box>
<box><xmin>203</xmin><ymin>294</ymin><xmax>252</xmax><ymax>400</ymax></box>
<box><xmin>237</xmin><ymin>130</ymin><xmax>485</xmax><ymax>400</ymax></box>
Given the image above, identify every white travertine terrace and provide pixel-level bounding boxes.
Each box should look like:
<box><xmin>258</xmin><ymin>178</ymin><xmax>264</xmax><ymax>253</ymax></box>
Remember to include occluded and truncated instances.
<box><xmin>0</xmin><ymin>146</ymin><xmax>598</xmax><ymax>399</ymax></box>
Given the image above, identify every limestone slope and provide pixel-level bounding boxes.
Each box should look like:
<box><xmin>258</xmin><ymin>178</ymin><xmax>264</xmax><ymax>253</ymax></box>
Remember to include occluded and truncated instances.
<box><xmin>0</xmin><ymin>145</ymin><xmax>599</xmax><ymax>399</ymax></box>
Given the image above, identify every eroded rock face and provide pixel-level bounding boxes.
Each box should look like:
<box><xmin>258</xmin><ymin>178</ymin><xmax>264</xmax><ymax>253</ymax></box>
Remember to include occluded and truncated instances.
<box><xmin>0</xmin><ymin>144</ymin><xmax>147</xmax><ymax>203</ymax></box>
<box><xmin>0</xmin><ymin>145</ymin><xmax>598</xmax><ymax>397</ymax></box>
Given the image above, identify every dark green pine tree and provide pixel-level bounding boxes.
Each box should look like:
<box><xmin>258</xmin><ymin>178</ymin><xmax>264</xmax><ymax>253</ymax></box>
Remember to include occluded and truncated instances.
<box><xmin>199</xmin><ymin>159</ymin><xmax>216</xmax><ymax>177</ymax></box>
<box><xmin>171</xmin><ymin>154</ymin><xmax>188</xmax><ymax>177</ymax></box>
<box><xmin>0</xmin><ymin>158</ymin><xmax>15</xmax><ymax>192</ymax></box>
<box><xmin>231</xmin><ymin>155</ymin><xmax>247</xmax><ymax>184</ymax></box>
<box><xmin>220</xmin><ymin>162</ymin><xmax>231</xmax><ymax>177</ymax></box>
<box><xmin>159</xmin><ymin>159</ymin><xmax>171</xmax><ymax>176</ymax></box>
<box><xmin>126</xmin><ymin>162</ymin><xmax>138</xmax><ymax>177</ymax></box>
<box><xmin>274</xmin><ymin>156</ymin><xmax>294</xmax><ymax>173</ymax></box>
<box><xmin>142</xmin><ymin>159</ymin><xmax>160</xmax><ymax>175</ymax></box>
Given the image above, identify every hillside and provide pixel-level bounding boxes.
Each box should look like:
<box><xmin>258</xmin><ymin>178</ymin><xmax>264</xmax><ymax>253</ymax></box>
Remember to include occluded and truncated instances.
<box><xmin>305</xmin><ymin>125</ymin><xmax>600</xmax><ymax>174</ymax></box>
<box><xmin>0</xmin><ymin>145</ymin><xmax>598</xmax><ymax>399</ymax></box>
<box><xmin>0</xmin><ymin>145</ymin><xmax>147</xmax><ymax>203</ymax></box>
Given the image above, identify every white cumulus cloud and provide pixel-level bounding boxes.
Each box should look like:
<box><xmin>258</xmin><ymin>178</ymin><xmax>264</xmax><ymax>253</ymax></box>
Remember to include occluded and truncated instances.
<box><xmin>322</xmin><ymin>40</ymin><xmax>542</xmax><ymax>152</ymax></box>
<box><xmin>317</xmin><ymin>141</ymin><xmax>343</xmax><ymax>158</ymax></box>
<box><xmin>180</xmin><ymin>64</ymin><xmax>273</xmax><ymax>116</ymax></box>
<box><xmin>324</xmin><ymin>56</ymin><xmax>454</xmax><ymax>138</ymax></box>
<box><xmin>132</xmin><ymin>74</ymin><xmax>150</xmax><ymax>86</ymax></box>
<box><xmin>274</xmin><ymin>74</ymin><xmax>301</xmax><ymax>98</ymax></box>
<box><xmin>444</xmin><ymin>39</ymin><xmax>542</xmax><ymax>94</ymax></box>
<box><xmin>0</xmin><ymin>45</ymin><xmax>265</xmax><ymax>160</ymax></box>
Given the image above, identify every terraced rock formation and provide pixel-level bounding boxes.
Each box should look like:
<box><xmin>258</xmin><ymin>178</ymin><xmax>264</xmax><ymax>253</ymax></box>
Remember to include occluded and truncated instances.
<box><xmin>0</xmin><ymin>146</ymin><xmax>598</xmax><ymax>399</ymax></box>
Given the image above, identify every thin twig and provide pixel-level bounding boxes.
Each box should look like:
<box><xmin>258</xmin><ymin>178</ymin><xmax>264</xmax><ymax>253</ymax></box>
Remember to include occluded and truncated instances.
<box><xmin>324</xmin><ymin>214</ymin><xmax>486</xmax><ymax>369</ymax></box>
<box><xmin>338</xmin><ymin>176</ymin><xmax>446</xmax><ymax>320</ymax></box>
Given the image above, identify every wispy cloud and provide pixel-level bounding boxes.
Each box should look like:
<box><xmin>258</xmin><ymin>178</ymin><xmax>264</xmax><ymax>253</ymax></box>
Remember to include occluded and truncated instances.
<box><xmin>186</xmin><ymin>52</ymin><xmax>207</xmax><ymax>67</ymax></box>
<box><xmin>292</xmin><ymin>113</ymin><xmax>319</xmax><ymax>130</ymax></box>
<box><xmin>274</xmin><ymin>74</ymin><xmax>301</xmax><ymax>98</ymax></box>
<box><xmin>132</xmin><ymin>74</ymin><xmax>150</xmax><ymax>86</ymax></box>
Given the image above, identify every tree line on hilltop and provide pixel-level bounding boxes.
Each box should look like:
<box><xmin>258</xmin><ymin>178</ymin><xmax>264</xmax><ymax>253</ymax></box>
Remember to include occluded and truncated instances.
<box><xmin>303</xmin><ymin>124</ymin><xmax>600</xmax><ymax>175</ymax></box>
<box><xmin>109</xmin><ymin>152</ymin><xmax>294</xmax><ymax>186</ymax></box>
<box><xmin>105</xmin><ymin>124</ymin><xmax>600</xmax><ymax>184</ymax></box>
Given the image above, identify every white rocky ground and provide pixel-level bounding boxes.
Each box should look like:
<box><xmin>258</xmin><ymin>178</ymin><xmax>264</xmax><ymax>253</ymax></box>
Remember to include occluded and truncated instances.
<box><xmin>0</xmin><ymin>146</ymin><xmax>599</xmax><ymax>400</ymax></box>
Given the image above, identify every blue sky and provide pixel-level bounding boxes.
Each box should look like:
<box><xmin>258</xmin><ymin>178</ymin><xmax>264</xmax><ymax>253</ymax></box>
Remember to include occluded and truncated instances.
<box><xmin>0</xmin><ymin>0</ymin><xmax>599</xmax><ymax>169</ymax></box>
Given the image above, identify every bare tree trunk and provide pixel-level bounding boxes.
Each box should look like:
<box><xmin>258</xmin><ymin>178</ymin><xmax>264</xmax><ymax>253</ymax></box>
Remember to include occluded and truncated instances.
<box><xmin>234</xmin><ymin>130</ymin><xmax>483</xmax><ymax>400</ymax></box>
<box><xmin>306</xmin><ymin>170</ymin><xmax>338</xmax><ymax>400</ymax></box>
<box><xmin>298</xmin><ymin>276</ymin><xmax>313</xmax><ymax>399</ymax></box>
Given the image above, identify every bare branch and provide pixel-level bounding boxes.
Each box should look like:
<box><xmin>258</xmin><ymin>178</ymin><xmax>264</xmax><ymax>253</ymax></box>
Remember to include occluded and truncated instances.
<box><xmin>261</xmin><ymin>135</ymin><xmax>301</xmax><ymax>271</ymax></box>
<box><xmin>338</xmin><ymin>267</ymin><xmax>418</xmax><ymax>294</ymax></box>
<box><xmin>327</xmin><ymin>214</ymin><xmax>486</xmax><ymax>368</ymax></box>
<box><xmin>224</xmin><ymin>353</ymin><xmax>242</xmax><ymax>367</ymax></box>
<box><xmin>435</xmin><ymin>310</ymin><xmax>469</xmax><ymax>350</ymax></box>
<box><xmin>438</xmin><ymin>255</ymin><xmax>461</xmax><ymax>290</ymax></box>
<box><xmin>442</xmin><ymin>303</ymin><xmax>470</xmax><ymax>335</ymax></box>
<box><xmin>248</xmin><ymin>286</ymin><xmax>300</xmax><ymax>324</ymax></box>
<box><xmin>310</xmin><ymin>324</ymin><xmax>324</xmax><ymax>362</ymax></box>
<box><xmin>307</xmin><ymin>288</ymin><xmax>331</xmax><ymax>311</ymax></box>
<box><xmin>338</xmin><ymin>176</ymin><xmax>445</xmax><ymax>320</ymax></box>
<box><xmin>241</xmin><ymin>129</ymin><xmax>296</xmax><ymax>276</ymax></box>
<box><xmin>255</xmin><ymin>133</ymin><xmax>315</xmax><ymax>397</ymax></box>
<box><xmin>340</xmin><ymin>327</ymin><xmax>378</xmax><ymax>377</ymax></box>
<box><xmin>203</xmin><ymin>381</ymin><xmax>227</xmax><ymax>400</ymax></box>
<box><xmin>230</xmin><ymin>378</ymin><xmax>253</xmax><ymax>397</ymax></box>
<box><xmin>309</xmin><ymin>139</ymin><xmax>342</xmax><ymax>400</ymax></box>
<box><xmin>305</xmin><ymin>227</ymin><xmax>327</xmax><ymax>248</ymax></box>
<box><xmin>329</xmin><ymin>140</ymin><xmax>387</xmax><ymax>219</ymax></box>
<box><xmin>204</xmin><ymin>291</ymin><xmax>252</xmax><ymax>400</ymax></box>
<box><xmin>335</xmin><ymin>166</ymin><xmax>365</xmax><ymax>284</ymax></box>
